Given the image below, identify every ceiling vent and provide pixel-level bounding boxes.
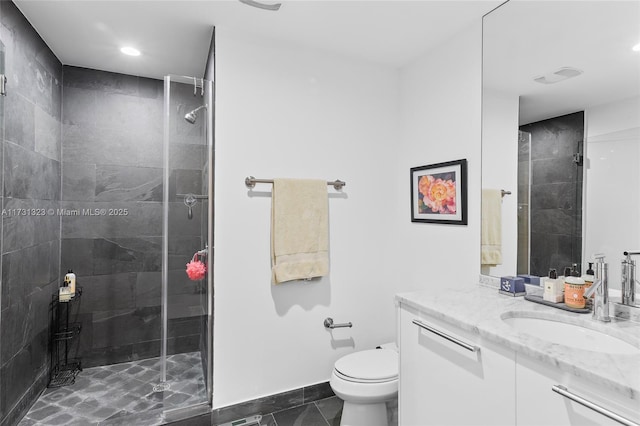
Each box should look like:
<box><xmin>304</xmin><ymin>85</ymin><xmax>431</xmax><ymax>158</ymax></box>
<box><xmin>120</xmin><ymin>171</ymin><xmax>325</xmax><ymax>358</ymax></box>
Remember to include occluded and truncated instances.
<box><xmin>533</xmin><ymin>67</ymin><xmax>583</xmax><ymax>85</ymax></box>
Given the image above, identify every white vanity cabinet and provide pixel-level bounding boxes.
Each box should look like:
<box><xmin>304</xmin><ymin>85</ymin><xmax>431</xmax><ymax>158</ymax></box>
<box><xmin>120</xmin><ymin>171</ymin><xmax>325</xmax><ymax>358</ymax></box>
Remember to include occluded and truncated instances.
<box><xmin>396</xmin><ymin>287</ymin><xmax>640</xmax><ymax>426</ymax></box>
<box><xmin>516</xmin><ymin>355</ymin><xmax>640</xmax><ymax>426</ymax></box>
<box><xmin>398</xmin><ymin>303</ymin><xmax>517</xmax><ymax>426</ymax></box>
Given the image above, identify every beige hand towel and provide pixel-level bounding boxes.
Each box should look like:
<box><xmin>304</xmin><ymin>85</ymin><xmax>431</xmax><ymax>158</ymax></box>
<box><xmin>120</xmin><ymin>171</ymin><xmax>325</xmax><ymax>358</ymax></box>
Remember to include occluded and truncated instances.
<box><xmin>271</xmin><ymin>179</ymin><xmax>329</xmax><ymax>284</ymax></box>
<box><xmin>481</xmin><ymin>189</ymin><xmax>503</xmax><ymax>265</ymax></box>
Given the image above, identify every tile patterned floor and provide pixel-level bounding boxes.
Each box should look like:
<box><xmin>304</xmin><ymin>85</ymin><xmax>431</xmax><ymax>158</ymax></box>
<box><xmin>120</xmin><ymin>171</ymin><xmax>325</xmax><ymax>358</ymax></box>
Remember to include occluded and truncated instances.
<box><xmin>249</xmin><ymin>396</ymin><xmax>340</xmax><ymax>426</ymax></box>
<box><xmin>18</xmin><ymin>352</ymin><xmax>207</xmax><ymax>426</ymax></box>
<box><xmin>18</xmin><ymin>351</ymin><xmax>398</xmax><ymax>426</ymax></box>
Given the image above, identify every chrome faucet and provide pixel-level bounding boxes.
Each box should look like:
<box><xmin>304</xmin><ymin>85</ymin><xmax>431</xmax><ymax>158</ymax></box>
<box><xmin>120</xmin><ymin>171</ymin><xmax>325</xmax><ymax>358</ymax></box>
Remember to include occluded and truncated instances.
<box><xmin>621</xmin><ymin>251</ymin><xmax>639</xmax><ymax>306</ymax></box>
<box><xmin>584</xmin><ymin>254</ymin><xmax>610</xmax><ymax>322</ymax></box>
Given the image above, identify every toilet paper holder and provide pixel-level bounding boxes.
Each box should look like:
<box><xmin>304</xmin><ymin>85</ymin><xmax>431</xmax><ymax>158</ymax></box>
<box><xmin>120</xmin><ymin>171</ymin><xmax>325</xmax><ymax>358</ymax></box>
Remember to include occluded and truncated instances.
<box><xmin>324</xmin><ymin>317</ymin><xmax>352</xmax><ymax>329</ymax></box>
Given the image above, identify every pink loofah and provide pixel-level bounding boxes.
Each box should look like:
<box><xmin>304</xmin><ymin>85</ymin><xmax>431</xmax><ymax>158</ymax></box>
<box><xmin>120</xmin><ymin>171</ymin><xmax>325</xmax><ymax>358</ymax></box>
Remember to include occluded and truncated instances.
<box><xmin>186</xmin><ymin>254</ymin><xmax>207</xmax><ymax>281</ymax></box>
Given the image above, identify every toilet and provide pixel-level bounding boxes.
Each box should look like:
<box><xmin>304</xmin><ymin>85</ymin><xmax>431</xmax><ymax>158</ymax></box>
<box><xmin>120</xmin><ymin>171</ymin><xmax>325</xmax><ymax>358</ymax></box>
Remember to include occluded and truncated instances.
<box><xmin>330</xmin><ymin>345</ymin><xmax>398</xmax><ymax>426</ymax></box>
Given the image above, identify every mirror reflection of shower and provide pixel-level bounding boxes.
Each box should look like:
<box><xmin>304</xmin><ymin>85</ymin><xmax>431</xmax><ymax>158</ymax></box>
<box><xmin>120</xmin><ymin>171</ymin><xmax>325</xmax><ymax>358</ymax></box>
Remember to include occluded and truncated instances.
<box><xmin>518</xmin><ymin>111</ymin><xmax>585</xmax><ymax>277</ymax></box>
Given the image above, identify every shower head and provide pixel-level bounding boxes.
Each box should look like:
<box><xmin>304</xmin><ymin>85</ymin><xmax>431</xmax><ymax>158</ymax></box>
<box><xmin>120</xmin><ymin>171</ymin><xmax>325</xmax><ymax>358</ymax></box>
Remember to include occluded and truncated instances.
<box><xmin>184</xmin><ymin>104</ymin><xmax>207</xmax><ymax>124</ymax></box>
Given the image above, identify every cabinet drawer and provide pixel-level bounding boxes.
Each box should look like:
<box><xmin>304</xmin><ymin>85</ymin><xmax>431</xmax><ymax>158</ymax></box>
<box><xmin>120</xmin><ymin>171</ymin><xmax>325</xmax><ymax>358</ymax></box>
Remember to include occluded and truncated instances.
<box><xmin>517</xmin><ymin>354</ymin><xmax>640</xmax><ymax>426</ymax></box>
<box><xmin>399</xmin><ymin>303</ymin><xmax>516</xmax><ymax>426</ymax></box>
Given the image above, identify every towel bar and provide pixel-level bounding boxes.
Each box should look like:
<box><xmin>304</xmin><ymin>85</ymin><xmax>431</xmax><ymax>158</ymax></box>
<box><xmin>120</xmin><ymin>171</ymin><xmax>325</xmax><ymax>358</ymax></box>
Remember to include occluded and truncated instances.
<box><xmin>245</xmin><ymin>176</ymin><xmax>346</xmax><ymax>190</ymax></box>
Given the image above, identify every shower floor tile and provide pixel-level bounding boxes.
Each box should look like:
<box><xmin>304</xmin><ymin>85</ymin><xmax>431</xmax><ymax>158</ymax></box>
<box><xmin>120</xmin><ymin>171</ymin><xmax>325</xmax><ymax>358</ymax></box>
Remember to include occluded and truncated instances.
<box><xmin>18</xmin><ymin>352</ymin><xmax>207</xmax><ymax>426</ymax></box>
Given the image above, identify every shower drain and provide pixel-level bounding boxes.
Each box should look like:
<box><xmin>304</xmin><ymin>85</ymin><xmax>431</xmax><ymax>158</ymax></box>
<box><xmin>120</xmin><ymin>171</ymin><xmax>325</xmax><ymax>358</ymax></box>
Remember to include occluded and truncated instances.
<box><xmin>218</xmin><ymin>415</ymin><xmax>263</xmax><ymax>426</ymax></box>
<box><xmin>152</xmin><ymin>382</ymin><xmax>171</xmax><ymax>392</ymax></box>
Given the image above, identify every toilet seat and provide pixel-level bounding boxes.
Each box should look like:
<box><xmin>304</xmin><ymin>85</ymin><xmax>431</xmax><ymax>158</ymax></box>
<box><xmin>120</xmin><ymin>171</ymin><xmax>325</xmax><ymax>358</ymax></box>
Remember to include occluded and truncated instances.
<box><xmin>333</xmin><ymin>349</ymin><xmax>398</xmax><ymax>383</ymax></box>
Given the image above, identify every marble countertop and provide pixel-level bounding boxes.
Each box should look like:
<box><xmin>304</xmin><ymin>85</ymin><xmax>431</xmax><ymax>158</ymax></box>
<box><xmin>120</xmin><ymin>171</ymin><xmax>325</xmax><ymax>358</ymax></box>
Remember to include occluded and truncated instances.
<box><xmin>395</xmin><ymin>285</ymin><xmax>640</xmax><ymax>400</ymax></box>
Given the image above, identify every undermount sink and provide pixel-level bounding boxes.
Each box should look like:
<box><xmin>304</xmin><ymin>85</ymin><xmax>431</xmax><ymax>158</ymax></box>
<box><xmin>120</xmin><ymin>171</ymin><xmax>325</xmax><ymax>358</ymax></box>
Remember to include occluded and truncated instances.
<box><xmin>501</xmin><ymin>313</ymin><xmax>640</xmax><ymax>355</ymax></box>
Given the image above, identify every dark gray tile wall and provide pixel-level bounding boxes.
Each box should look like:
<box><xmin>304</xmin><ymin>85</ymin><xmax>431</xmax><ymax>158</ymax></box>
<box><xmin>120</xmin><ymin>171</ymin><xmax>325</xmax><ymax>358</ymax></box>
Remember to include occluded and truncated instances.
<box><xmin>0</xmin><ymin>2</ymin><xmax>63</xmax><ymax>425</ymax></box>
<box><xmin>60</xmin><ymin>66</ymin><xmax>208</xmax><ymax>368</ymax></box>
<box><xmin>520</xmin><ymin>111</ymin><xmax>584</xmax><ymax>277</ymax></box>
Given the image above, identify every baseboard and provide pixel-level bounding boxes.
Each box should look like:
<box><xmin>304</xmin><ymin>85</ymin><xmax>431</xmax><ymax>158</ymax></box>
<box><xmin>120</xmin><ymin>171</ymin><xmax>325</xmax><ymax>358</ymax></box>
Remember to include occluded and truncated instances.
<box><xmin>211</xmin><ymin>381</ymin><xmax>334</xmax><ymax>425</ymax></box>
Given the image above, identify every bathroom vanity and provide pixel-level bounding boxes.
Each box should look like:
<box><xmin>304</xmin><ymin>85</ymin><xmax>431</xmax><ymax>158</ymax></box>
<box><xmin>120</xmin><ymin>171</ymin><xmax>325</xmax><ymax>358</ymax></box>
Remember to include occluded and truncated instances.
<box><xmin>396</xmin><ymin>285</ymin><xmax>640</xmax><ymax>426</ymax></box>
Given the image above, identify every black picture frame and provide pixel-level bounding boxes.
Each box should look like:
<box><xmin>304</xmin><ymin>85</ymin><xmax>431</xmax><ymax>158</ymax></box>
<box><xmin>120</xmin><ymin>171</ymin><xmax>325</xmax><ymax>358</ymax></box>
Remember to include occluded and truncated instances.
<box><xmin>410</xmin><ymin>159</ymin><xmax>467</xmax><ymax>225</ymax></box>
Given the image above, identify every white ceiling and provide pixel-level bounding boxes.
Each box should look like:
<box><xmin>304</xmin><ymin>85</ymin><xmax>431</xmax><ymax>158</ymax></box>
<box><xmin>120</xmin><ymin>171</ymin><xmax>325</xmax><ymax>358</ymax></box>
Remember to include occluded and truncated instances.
<box><xmin>14</xmin><ymin>0</ymin><xmax>501</xmax><ymax>81</ymax></box>
<box><xmin>16</xmin><ymin>0</ymin><xmax>636</xmax><ymax>125</ymax></box>
<box><xmin>483</xmin><ymin>0</ymin><xmax>640</xmax><ymax>125</ymax></box>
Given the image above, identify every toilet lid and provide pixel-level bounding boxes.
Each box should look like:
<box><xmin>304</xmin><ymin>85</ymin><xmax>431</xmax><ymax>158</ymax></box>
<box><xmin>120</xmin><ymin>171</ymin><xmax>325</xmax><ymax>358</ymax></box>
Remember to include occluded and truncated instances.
<box><xmin>334</xmin><ymin>349</ymin><xmax>398</xmax><ymax>381</ymax></box>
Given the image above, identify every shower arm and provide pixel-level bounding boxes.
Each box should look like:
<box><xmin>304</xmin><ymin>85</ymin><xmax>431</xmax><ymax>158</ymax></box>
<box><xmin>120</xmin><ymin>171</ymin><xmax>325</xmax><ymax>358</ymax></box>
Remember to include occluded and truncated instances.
<box><xmin>189</xmin><ymin>105</ymin><xmax>207</xmax><ymax>114</ymax></box>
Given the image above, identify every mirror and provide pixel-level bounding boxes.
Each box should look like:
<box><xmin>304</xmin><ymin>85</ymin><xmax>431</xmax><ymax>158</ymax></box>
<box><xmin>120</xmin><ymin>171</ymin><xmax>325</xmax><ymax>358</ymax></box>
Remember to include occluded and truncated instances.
<box><xmin>481</xmin><ymin>0</ymin><xmax>640</xmax><ymax>289</ymax></box>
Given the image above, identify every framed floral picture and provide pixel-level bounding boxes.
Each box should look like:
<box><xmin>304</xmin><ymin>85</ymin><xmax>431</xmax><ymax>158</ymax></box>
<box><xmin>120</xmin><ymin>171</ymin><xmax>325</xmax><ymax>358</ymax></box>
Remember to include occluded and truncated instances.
<box><xmin>410</xmin><ymin>159</ymin><xmax>467</xmax><ymax>225</ymax></box>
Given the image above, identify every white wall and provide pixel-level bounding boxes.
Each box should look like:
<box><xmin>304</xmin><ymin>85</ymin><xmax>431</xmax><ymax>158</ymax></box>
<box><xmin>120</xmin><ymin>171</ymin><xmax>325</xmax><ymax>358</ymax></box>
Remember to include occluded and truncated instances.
<box><xmin>481</xmin><ymin>88</ymin><xmax>520</xmax><ymax>276</ymax></box>
<box><xmin>213</xmin><ymin>19</ymin><xmax>484</xmax><ymax>408</ymax></box>
<box><xmin>392</xmin><ymin>22</ymin><xmax>484</xmax><ymax>291</ymax></box>
<box><xmin>585</xmin><ymin>96</ymin><xmax>640</xmax><ymax>289</ymax></box>
<box><xmin>213</xmin><ymin>28</ymin><xmax>400</xmax><ymax>408</ymax></box>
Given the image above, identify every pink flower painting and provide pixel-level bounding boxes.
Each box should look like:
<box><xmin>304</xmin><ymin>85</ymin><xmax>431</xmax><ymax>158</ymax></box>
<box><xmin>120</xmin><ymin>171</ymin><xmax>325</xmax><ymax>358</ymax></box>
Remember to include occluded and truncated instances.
<box><xmin>411</xmin><ymin>159</ymin><xmax>467</xmax><ymax>225</ymax></box>
<box><xmin>417</xmin><ymin>172</ymin><xmax>457</xmax><ymax>215</ymax></box>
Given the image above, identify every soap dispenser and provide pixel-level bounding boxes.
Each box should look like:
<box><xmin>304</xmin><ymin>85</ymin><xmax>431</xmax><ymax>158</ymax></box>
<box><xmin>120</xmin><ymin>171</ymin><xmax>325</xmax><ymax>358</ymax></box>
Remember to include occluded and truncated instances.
<box><xmin>543</xmin><ymin>269</ymin><xmax>563</xmax><ymax>303</ymax></box>
<box><xmin>571</xmin><ymin>263</ymin><xmax>581</xmax><ymax>276</ymax></box>
<box><xmin>582</xmin><ymin>262</ymin><xmax>595</xmax><ymax>298</ymax></box>
<box><xmin>64</xmin><ymin>270</ymin><xmax>76</xmax><ymax>298</ymax></box>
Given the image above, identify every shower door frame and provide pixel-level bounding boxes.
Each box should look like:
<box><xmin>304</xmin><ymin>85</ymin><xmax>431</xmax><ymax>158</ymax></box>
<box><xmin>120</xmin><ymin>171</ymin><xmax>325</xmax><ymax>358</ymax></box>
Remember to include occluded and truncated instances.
<box><xmin>162</xmin><ymin>75</ymin><xmax>214</xmax><ymax>413</ymax></box>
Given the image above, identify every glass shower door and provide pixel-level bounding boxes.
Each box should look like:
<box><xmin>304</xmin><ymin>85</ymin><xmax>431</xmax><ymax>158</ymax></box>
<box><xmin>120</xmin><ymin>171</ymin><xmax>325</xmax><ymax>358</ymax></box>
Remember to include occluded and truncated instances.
<box><xmin>0</xmin><ymin>39</ymin><xmax>5</xmax><ymax>424</ymax></box>
<box><xmin>160</xmin><ymin>75</ymin><xmax>213</xmax><ymax>415</ymax></box>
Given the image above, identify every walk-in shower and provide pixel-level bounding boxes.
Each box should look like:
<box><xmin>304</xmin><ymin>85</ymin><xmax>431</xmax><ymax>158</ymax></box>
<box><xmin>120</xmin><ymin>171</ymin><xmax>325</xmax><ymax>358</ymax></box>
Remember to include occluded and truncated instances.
<box><xmin>11</xmin><ymin>73</ymin><xmax>214</xmax><ymax>426</ymax></box>
<box><xmin>0</xmin><ymin>1</ymin><xmax>215</xmax><ymax>423</ymax></box>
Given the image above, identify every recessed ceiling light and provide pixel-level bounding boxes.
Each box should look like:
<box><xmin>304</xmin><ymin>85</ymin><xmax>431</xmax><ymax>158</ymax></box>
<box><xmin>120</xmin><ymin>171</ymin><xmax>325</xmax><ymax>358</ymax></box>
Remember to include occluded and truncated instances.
<box><xmin>633</xmin><ymin>43</ymin><xmax>640</xmax><ymax>52</ymax></box>
<box><xmin>238</xmin><ymin>0</ymin><xmax>281</xmax><ymax>11</ymax></box>
<box><xmin>120</xmin><ymin>46</ymin><xmax>141</xmax><ymax>57</ymax></box>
